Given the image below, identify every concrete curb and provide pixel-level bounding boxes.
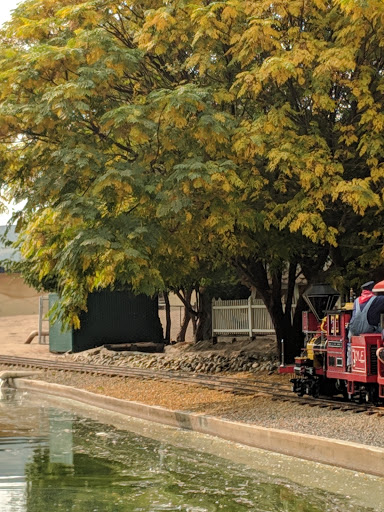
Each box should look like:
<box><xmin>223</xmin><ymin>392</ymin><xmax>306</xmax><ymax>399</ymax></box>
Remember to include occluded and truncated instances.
<box><xmin>12</xmin><ymin>378</ymin><xmax>384</xmax><ymax>477</ymax></box>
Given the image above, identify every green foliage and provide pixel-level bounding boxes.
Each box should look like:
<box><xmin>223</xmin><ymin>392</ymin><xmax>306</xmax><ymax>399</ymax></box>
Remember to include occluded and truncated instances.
<box><xmin>0</xmin><ymin>0</ymin><xmax>384</xmax><ymax>331</ymax></box>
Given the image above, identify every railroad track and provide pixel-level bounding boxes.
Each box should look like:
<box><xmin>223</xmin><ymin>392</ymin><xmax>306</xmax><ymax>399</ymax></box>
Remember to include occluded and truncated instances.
<box><xmin>1</xmin><ymin>355</ymin><xmax>383</xmax><ymax>415</ymax></box>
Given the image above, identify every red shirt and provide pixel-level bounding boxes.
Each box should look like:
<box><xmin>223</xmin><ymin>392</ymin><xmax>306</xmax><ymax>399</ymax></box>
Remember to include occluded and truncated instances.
<box><xmin>359</xmin><ymin>290</ymin><xmax>374</xmax><ymax>304</ymax></box>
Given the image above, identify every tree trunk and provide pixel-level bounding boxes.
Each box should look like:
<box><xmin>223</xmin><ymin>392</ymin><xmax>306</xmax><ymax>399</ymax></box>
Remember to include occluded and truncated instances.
<box><xmin>234</xmin><ymin>248</ymin><xmax>336</xmax><ymax>362</ymax></box>
<box><xmin>176</xmin><ymin>288</ymin><xmax>193</xmax><ymax>342</ymax></box>
<box><xmin>163</xmin><ymin>291</ymin><xmax>171</xmax><ymax>343</ymax></box>
<box><xmin>235</xmin><ymin>258</ymin><xmax>304</xmax><ymax>362</ymax></box>
<box><xmin>191</xmin><ymin>312</ymin><xmax>197</xmax><ymax>338</ymax></box>
<box><xmin>176</xmin><ymin>311</ymin><xmax>191</xmax><ymax>342</ymax></box>
<box><xmin>264</xmin><ymin>294</ymin><xmax>304</xmax><ymax>363</ymax></box>
<box><xmin>195</xmin><ymin>287</ymin><xmax>212</xmax><ymax>341</ymax></box>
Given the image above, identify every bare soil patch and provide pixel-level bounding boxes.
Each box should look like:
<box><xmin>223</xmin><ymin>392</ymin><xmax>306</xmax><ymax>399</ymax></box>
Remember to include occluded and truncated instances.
<box><xmin>0</xmin><ymin>314</ymin><xmax>58</xmax><ymax>360</ymax></box>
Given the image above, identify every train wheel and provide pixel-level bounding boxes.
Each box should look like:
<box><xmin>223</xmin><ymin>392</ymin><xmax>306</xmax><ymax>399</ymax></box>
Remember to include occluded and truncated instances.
<box><xmin>358</xmin><ymin>387</ymin><xmax>370</xmax><ymax>403</ymax></box>
<box><xmin>312</xmin><ymin>381</ymin><xmax>320</xmax><ymax>398</ymax></box>
<box><xmin>335</xmin><ymin>379</ymin><xmax>348</xmax><ymax>399</ymax></box>
<box><xmin>341</xmin><ymin>381</ymin><xmax>349</xmax><ymax>400</ymax></box>
<box><xmin>367</xmin><ymin>386</ymin><xmax>379</xmax><ymax>405</ymax></box>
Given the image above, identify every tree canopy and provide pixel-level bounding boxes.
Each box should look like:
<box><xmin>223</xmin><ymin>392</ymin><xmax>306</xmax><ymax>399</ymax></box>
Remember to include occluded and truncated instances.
<box><xmin>0</xmin><ymin>0</ymin><xmax>384</xmax><ymax>350</ymax></box>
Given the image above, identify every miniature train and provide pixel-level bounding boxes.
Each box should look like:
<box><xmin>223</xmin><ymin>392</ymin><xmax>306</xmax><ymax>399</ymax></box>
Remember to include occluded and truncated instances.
<box><xmin>290</xmin><ymin>284</ymin><xmax>384</xmax><ymax>403</ymax></box>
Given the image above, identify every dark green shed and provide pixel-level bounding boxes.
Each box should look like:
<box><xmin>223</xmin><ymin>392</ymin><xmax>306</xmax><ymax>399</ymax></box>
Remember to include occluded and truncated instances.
<box><xmin>49</xmin><ymin>290</ymin><xmax>164</xmax><ymax>353</ymax></box>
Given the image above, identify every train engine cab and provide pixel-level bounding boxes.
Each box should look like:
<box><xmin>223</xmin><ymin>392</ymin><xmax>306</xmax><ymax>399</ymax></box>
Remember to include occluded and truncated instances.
<box><xmin>291</xmin><ymin>284</ymin><xmax>384</xmax><ymax>403</ymax></box>
<box><xmin>291</xmin><ymin>284</ymin><xmax>341</xmax><ymax>397</ymax></box>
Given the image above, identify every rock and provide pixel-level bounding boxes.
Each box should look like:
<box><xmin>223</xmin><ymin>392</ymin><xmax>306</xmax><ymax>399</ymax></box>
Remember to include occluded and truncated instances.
<box><xmin>65</xmin><ymin>340</ymin><xmax>279</xmax><ymax>375</ymax></box>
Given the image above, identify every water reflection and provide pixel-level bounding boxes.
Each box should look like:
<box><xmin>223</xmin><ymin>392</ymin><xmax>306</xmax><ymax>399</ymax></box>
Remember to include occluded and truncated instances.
<box><xmin>49</xmin><ymin>411</ymin><xmax>74</xmax><ymax>466</ymax></box>
<box><xmin>0</xmin><ymin>390</ymin><xmax>380</xmax><ymax>511</ymax></box>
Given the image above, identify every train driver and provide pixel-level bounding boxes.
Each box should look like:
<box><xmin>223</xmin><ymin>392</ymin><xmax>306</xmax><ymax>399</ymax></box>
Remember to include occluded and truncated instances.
<box><xmin>347</xmin><ymin>280</ymin><xmax>384</xmax><ymax>370</ymax></box>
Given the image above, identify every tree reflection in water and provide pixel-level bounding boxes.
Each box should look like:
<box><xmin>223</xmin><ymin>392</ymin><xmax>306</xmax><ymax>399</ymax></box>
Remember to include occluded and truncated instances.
<box><xmin>0</xmin><ymin>390</ymin><xmax>376</xmax><ymax>512</ymax></box>
<box><xmin>21</xmin><ymin>411</ymin><xmax>373</xmax><ymax>512</ymax></box>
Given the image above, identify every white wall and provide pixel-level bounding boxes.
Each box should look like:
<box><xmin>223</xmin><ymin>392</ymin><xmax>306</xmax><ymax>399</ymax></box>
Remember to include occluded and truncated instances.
<box><xmin>0</xmin><ymin>274</ymin><xmax>42</xmax><ymax>316</ymax></box>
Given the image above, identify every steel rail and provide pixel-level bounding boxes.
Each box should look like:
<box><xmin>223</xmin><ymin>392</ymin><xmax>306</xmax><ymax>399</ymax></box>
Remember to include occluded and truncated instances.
<box><xmin>0</xmin><ymin>355</ymin><xmax>288</xmax><ymax>394</ymax></box>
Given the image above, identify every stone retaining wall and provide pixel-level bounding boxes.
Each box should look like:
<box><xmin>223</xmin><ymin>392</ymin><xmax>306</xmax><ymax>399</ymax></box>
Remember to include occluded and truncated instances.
<box><xmin>68</xmin><ymin>346</ymin><xmax>279</xmax><ymax>374</ymax></box>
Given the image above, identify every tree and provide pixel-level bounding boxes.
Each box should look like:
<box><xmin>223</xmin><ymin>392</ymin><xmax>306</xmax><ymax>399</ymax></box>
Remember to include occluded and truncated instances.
<box><xmin>142</xmin><ymin>0</ymin><xmax>384</xmax><ymax>355</ymax></box>
<box><xmin>1</xmin><ymin>1</ymin><xmax>384</xmax><ymax>357</ymax></box>
<box><xmin>225</xmin><ymin>0</ymin><xmax>384</xmax><ymax>356</ymax></box>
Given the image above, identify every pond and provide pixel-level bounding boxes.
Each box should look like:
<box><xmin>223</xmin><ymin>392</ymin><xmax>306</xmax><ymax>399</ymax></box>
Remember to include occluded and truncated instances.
<box><xmin>0</xmin><ymin>388</ymin><xmax>383</xmax><ymax>511</ymax></box>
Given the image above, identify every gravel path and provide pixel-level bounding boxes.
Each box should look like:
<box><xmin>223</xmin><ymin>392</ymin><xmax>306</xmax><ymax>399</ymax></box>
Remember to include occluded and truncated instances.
<box><xmin>9</xmin><ymin>367</ymin><xmax>384</xmax><ymax>450</ymax></box>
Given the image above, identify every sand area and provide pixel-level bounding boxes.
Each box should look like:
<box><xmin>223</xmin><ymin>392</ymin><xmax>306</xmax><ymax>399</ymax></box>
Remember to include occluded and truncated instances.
<box><xmin>0</xmin><ymin>314</ymin><xmax>57</xmax><ymax>359</ymax></box>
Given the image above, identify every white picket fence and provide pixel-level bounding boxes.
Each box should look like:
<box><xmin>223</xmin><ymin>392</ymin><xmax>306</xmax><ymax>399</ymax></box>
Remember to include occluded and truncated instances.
<box><xmin>212</xmin><ymin>297</ymin><xmax>286</xmax><ymax>336</ymax></box>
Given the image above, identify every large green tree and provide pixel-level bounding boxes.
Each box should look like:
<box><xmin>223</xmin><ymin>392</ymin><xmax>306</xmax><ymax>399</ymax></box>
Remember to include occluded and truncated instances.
<box><xmin>1</xmin><ymin>0</ymin><xmax>384</xmax><ymax>356</ymax></box>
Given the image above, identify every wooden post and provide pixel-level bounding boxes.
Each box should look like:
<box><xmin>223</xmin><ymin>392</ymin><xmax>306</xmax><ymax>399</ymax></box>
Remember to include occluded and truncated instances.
<box><xmin>248</xmin><ymin>296</ymin><xmax>253</xmax><ymax>338</ymax></box>
<box><xmin>38</xmin><ymin>296</ymin><xmax>43</xmax><ymax>344</ymax></box>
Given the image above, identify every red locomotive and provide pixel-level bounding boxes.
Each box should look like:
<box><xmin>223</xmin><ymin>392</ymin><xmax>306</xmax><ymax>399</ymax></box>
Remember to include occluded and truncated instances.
<box><xmin>291</xmin><ymin>284</ymin><xmax>384</xmax><ymax>403</ymax></box>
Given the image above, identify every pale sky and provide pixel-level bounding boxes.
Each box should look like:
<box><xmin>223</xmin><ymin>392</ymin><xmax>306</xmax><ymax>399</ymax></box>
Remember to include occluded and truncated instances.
<box><xmin>0</xmin><ymin>0</ymin><xmax>25</xmax><ymax>225</ymax></box>
<box><xmin>0</xmin><ymin>0</ymin><xmax>21</xmax><ymax>26</ymax></box>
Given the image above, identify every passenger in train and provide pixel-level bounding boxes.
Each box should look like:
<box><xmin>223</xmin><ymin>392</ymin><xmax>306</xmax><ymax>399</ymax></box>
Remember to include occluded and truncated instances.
<box><xmin>372</xmin><ymin>280</ymin><xmax>384</xmax><ymax>365</ymax></box>
<box><xmin>368</xmin><ymin>280</ymin><xmax>384</xmax><ymax>331</ymax></box>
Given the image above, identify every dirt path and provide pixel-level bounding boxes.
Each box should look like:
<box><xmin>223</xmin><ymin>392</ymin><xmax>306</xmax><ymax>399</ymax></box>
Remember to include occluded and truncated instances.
<box><xmin>0</xmin><ymin>314</ymin><xmax>57</xmax><ymax>359</ymax></box>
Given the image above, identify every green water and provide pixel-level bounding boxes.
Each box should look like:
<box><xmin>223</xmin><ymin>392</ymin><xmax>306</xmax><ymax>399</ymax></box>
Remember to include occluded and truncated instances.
<box><xmin>0</xmin><ymin>389</ymin><xmax>382</xmax><ymax>512</ymax></box>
